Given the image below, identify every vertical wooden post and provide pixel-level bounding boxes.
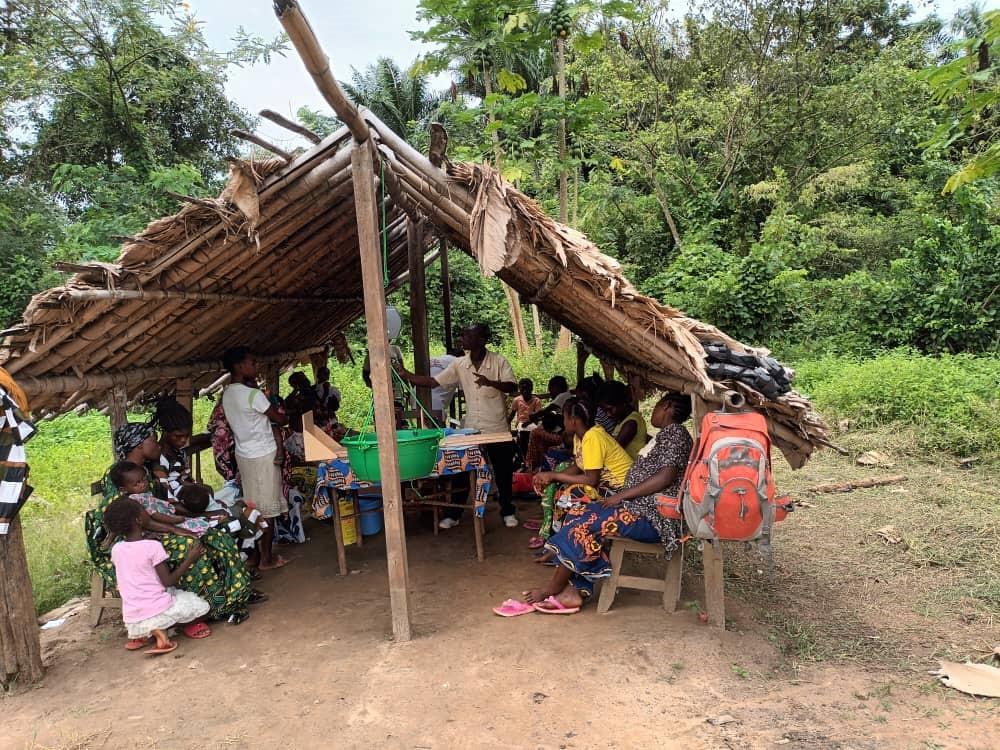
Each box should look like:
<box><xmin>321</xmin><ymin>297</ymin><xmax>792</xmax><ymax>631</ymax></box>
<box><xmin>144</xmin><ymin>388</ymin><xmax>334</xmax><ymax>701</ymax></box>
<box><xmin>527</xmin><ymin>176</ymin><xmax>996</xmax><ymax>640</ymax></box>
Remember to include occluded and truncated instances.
<box><xmin>531</xmin><ymin>305</ymin><xmax>544</xmax><ymax>350</ymax></box>
<box><xmin>108</xmin><ymin>384</ymin><xmax>128</xmax><ymax>455</ymax></box>
<box><xmin>439</xmin><ymin>237</ymin><xmax>453</xmax><ymax>352</ymax></box>
<box><xmin>175</xmin><ymin>377</ymin><xmax>193</xmax><ymax>414</ymax></box>
<box><xmin>0</xmin><ymin>516</ymin><xmax>44</xmax><ymax>688</ymax></box>
<box><xmin>352</xmin><ymin>142</ymin><xmax>412</xmax><ymax>641</ymax></box>
<box><xmin>691</xmin><ymin>394</ymin><xmax>710</xmax><ymax>440</ymax></box>
<box><xmin>576</xmin><ymin>344</ymin><xmax>589</xmax><ymax>387</ymax></box>
<box><xmin>600</xmin><ymin>359</ymin><xmax>615</xmax><ymax>382</ymax></box>
<box><xmin>263</xmin><ymin>366</ymin><xmax>280</xmax><ymax>398</ymax></box>
<box><xmin>309</xmin><ymin>349</ymin><xmax>328</xmax><ymax>383</ymax></box>
<box><xmin>407</xmin><ymin>219</ymin><xmax>431</xmax><ymax>414</ymax></box>
<box><xmin>702</xmin><ymin>539</ymin><xmax>726</xmax><ymax>629</ymax></box>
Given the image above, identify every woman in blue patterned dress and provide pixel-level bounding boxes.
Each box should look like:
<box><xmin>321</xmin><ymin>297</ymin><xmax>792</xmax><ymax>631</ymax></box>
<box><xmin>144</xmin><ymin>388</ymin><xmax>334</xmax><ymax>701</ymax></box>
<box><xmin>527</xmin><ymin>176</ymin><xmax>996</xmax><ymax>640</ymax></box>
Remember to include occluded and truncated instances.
<box><xmin>522</xmin><ymin>393</ymin><xmax>693</xmax><ymax>613</ymax></box>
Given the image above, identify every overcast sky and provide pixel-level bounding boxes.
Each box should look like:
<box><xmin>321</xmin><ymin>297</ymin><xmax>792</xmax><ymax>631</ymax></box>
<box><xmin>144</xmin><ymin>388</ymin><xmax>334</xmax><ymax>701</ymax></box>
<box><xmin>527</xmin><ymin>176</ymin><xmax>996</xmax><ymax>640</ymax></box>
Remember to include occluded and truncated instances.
<box><xmin>189</xmin><ymin>0</ymin><xmax>974</xmax><ymax>147</ymax></box>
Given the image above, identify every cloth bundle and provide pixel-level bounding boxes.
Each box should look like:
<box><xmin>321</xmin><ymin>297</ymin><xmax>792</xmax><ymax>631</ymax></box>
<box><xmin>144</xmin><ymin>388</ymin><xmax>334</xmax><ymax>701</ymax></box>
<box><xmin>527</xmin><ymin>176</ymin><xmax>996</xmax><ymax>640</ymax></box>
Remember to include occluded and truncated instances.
<box><xmin>0</xmin><ymin>370</ymin><xmax>36</xmax><ymax>535</ymax></box>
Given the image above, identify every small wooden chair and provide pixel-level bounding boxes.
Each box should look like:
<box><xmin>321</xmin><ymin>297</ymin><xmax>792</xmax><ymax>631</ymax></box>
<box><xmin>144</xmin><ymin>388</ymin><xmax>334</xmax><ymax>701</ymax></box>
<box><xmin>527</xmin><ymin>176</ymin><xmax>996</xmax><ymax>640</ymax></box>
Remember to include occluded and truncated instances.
<box><xmin>596</xmin><ymin>537</ymin><xmax>727</xmax><ymax>628</ymax></box>
<box><xmin>87</xmin><ymin>479</ymin><xmax>122</xmax><ymax>627</ymax></box>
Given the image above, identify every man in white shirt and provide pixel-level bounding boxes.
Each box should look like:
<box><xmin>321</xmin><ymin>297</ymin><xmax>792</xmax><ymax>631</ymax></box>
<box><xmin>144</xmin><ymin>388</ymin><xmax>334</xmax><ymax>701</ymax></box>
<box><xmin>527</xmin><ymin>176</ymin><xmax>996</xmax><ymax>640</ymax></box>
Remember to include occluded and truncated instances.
<box><xmin>401</xmin><ymin>324</ymin><xmax>519</xmax><ymax>528</ymax></box>
<box><xmin>428</xmin><ymin>349</ymin><xmax>462</xmax><ymax>425</ymax></box>
<box><xmin>221</xmin><ymin>347</ymin><xmax>289</xmax><ymax>571</ymax></box>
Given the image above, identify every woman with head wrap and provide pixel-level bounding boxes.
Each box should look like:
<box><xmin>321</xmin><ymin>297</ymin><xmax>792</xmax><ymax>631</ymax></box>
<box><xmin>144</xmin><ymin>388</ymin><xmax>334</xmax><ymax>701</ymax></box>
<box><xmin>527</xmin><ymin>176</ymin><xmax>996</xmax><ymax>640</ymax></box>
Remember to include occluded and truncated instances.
<box><xmin>86</xmin><ymin>421</ymin><xmax>255</xmax><ymax>628</ymax></box>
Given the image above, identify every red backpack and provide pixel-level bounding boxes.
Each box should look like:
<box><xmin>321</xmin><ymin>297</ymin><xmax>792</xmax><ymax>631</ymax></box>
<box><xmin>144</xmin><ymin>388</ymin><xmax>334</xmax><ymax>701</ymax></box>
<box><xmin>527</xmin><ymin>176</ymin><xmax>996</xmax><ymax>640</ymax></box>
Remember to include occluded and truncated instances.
<box><xmin>681</xmin><ymin>406</ymin><xmax>789</xmax><ymax>547</ymax></box>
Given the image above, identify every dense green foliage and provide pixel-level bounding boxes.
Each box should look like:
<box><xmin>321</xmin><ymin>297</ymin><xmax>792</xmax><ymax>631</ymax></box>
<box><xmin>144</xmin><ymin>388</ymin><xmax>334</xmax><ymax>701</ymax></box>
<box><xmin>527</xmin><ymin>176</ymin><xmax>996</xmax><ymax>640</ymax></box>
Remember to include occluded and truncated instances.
<box><xmin>0</xmin><ymin>0</ymin><xmax>284</xmax><ymax>325</ymax></box>
<box><xmin>403</xmin><ymin>0</ymin><xmax>1000</xmax><ymax>356</ymax></box>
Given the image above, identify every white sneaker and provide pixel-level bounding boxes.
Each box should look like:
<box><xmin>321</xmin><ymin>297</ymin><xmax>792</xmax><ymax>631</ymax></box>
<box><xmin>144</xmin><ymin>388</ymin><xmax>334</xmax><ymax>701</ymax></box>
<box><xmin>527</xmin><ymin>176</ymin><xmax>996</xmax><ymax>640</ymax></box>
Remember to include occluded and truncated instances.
<box><xmin>438</xmin><ymin>517</ymin><xmax>460</xmax><ymax>530</ymax></box>
<box><xmin>503</xmin><ymin>515</ymin><xmax>519</xmax><ymax>528</ymax></box>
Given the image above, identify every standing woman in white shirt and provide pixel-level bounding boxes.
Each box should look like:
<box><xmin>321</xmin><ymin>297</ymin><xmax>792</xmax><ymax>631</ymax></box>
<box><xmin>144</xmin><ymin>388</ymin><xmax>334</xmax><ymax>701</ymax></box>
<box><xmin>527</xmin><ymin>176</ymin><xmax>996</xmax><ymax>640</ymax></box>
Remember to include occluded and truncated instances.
<box><xmin>221</xmin><ymin>347</ymin><xmax>290</xmax><ymax>571</ymax></box>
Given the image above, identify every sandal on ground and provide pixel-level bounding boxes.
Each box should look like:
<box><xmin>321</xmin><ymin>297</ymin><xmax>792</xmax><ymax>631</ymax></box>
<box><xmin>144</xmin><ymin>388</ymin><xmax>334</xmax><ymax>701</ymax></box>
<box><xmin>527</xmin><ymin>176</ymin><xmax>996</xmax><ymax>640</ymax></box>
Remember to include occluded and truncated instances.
<box><xmin>182</xmin><ymin>621</ymin><xmax>212</xmax><ymax>639</ymax></box>
<box><xmin>532</xmin><ymin>596</ymin><xmax>580</xmax><ymax>615</ymax></box>
<box><xmin>527</xmin><ymin>535</ymin><xmax>545</xmax><ymax>549</ymax></box>
<box><xmin>492</xmin><ymin>599</ymin><xmax>535</xmax><ymax>617</ymax></box>
<box><xmin>523</xmin><ymin>519</ymin><xmax>542</xmax><ymax>531</ymax></box>
<box><xmin>248</xmin><ymin>589</ymin><xmax>269</xmax><ymax>605</ymax></box>
<box><xmin>125</xmin><ymin>637</ymin><xmax>150</xmax><ymax>651</ymax></box>
<box><xmin>248</xmin><ymin>569</ymin><xmax>263</xmax><ymax>582</ymax></box>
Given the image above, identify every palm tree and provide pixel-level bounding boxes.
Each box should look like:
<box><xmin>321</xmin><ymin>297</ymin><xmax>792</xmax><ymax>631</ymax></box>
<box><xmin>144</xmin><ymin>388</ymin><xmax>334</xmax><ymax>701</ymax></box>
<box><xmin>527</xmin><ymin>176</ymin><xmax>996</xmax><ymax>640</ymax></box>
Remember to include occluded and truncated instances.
<box><xmin>341</xmin><ymin>57</ymin><xmax>441</xmax><ymax>138</ymax></box>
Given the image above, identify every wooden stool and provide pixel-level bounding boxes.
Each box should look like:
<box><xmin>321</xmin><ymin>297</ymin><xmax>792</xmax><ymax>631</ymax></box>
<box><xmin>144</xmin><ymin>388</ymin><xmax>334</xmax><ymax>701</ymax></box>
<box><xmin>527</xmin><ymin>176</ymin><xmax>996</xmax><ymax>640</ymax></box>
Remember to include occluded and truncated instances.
<box><xmin>89</xmin><ymin>571</ymin><xmax>121</xmax><ymax>627</ymax></box>
<box><xmin>597</xmin><ymin>537</ymin><xmax>727</xmax><ymax>628</ymax></box>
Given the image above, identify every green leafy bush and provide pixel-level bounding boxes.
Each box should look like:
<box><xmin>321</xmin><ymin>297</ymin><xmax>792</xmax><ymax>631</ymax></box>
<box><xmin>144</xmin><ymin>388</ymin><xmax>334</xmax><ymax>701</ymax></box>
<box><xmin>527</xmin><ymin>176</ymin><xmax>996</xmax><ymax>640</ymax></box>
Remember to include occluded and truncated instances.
<box><xmin>793</xmin><ymin>351</ymin><xmax>1000</xmax><ymax>456</ymax></box>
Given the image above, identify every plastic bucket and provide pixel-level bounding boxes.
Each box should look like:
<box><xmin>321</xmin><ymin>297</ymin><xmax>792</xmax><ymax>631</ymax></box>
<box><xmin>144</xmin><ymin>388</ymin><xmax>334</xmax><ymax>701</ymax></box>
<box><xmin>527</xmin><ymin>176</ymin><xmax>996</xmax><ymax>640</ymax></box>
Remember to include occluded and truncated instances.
<box><xmin>342</xmin><ymin>429</ymin><xmax>443</xmax><ymax>482</ymax></box>
<box><xmin>358</xmin><ymin>493</ymin><xmax>384</xmax><ymax>536</ymax></box>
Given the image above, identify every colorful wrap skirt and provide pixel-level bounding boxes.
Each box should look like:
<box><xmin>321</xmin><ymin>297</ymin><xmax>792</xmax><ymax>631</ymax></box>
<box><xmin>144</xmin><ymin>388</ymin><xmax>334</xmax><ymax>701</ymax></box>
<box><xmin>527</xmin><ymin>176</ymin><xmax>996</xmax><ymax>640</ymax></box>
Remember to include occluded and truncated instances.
<box><xmin>543</xmin><ymin>501</ymin><xmax>659</xmax><ymax>595</ymax></box>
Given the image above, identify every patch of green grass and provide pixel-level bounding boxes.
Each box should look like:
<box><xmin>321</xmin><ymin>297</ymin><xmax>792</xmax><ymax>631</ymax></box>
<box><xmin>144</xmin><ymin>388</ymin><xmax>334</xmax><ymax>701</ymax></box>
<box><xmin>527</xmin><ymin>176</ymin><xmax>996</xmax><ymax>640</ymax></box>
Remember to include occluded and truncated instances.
<box><xmin>793</xmin><ymin>351</ymin><xmax>1000</xmax><ymax>457</ymax></box>
<box><xmin>731</xmin><ymin>664</ymin><xmax>751</xmax><ymax>679</ymax></box>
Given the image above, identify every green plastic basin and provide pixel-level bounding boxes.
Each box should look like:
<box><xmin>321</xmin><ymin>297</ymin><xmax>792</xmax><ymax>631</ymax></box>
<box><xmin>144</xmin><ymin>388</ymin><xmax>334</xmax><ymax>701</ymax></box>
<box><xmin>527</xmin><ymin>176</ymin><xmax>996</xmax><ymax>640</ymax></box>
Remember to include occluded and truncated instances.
<box><xmin>341</xmin><ymin>428</ymin><xmax>443</xmax><ymax>482</ymax></box>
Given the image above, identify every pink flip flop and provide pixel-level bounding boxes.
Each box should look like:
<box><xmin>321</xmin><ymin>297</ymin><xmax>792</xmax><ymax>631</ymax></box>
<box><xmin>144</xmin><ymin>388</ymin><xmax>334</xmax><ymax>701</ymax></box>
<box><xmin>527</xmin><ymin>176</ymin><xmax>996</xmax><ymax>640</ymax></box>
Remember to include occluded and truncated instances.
<box><xmin>527</xmin><ymin>535</ymin><xmax>545</xmax><ymax>549</ymax></box>
<box><xmin>532</xmin><ymin>596</ymin><xmax>580</xmax><ymax>615</ymax></box>
<box><xmin>523</xmin><ymin>519</ymin><xmax>542</xmax><ymax>531</ymax></box>
<box><xmin>492</xmin><ymin>599</ymin><xmax>535</xmax><ymax>617</ymax></box>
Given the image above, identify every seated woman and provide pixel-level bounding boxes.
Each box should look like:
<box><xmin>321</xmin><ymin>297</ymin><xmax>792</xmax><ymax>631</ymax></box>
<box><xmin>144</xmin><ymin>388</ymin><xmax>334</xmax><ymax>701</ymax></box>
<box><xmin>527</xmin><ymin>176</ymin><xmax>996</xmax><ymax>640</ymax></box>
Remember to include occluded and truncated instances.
<box><xmin>150</xmin><ymin>398</ymin><xmax>195</xmax><ymax>500</ymax></box>
<box><xmin>522</xmin><ymin>392</ymin><xmax>693</xmax><ymax>614</ymax></box>
<box><xmin>598</xmin><ymin>381</ymin><xmax>648</xmax><ymax>459</ymax></box>
<box><xmin>533</xmin><ymin>398</ymin><xmax>634</xmax><ymax>537</ymax></box>
<box><xmin>86</xmin><ymin>422</ymin><xmax>256</xmax><ymax>627</ymax></box>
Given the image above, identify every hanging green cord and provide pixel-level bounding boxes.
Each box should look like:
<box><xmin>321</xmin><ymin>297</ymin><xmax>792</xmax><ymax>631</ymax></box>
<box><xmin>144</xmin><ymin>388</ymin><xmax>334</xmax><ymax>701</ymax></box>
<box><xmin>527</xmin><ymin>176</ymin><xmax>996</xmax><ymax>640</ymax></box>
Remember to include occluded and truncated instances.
<box><xmin>380</xmin><ymin>158</ymin><xmax>389</xmax><ymax>288</ymax></box>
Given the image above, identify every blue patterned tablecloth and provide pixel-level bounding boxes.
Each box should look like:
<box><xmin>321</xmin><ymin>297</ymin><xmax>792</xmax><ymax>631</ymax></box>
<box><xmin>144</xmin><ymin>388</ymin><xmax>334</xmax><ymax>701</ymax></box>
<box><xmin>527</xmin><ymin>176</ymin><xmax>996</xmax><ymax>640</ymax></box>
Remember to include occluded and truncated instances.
<box><xmin>314</xmin><ymin>444</ymin><xmax>494</xmax><ymax>518</ymax></box>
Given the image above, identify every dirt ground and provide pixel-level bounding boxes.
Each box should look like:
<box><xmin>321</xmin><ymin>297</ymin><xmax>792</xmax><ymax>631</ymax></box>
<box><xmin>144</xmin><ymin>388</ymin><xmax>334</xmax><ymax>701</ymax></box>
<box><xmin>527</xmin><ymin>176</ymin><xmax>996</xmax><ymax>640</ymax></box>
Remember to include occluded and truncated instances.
<box><xmin>3</xmin><ymin>446</ymin><xmax>998</xmax><ymax>749</ymax></box>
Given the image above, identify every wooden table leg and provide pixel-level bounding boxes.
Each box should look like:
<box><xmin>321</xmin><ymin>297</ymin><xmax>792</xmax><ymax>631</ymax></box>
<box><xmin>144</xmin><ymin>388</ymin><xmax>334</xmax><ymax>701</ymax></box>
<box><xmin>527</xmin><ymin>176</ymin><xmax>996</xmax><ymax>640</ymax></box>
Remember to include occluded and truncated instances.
<box><xmin>468</xmin><ymin>467</ymin><xmax>484</xmax><ymax>561</ymax></box>
<box><xmin>702</xmin><ymin>540</ymin><xmax>726</xmax><ymax>628</ymax></box>
<box><xmin>473</xmin><ymin>515</ymin><xmax>484</xmax><ymax>562</ymax></box>
<box><xmin>354</xmin><ymin>492</ymin><xmax>363</xmax><ymax>548</ymax></box>
<box><xmin>330</xmin><ymin>490</ymin><xmax>347</xmax><ymax>576</ymax></box>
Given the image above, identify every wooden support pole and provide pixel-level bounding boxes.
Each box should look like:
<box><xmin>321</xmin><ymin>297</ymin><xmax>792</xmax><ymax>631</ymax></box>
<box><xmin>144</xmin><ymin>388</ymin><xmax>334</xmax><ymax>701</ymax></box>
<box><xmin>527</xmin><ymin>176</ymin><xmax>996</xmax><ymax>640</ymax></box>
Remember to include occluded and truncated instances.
<box><xmin>174</xmin><ymin>377</ymin><xmax>193</xmax><ymax>414</ymax></box>
<box><xmin>702</xmin><ymin>539</ymin><xmax>726</xmax><ymax>629</ymax></box>
<box><xmin>439</xmin><ymin>237</ymin><xmax>454</xmax><ymax>352</ymax></box>
<box><xmin>274</xmin><ymin>0</ymin><xmax>369</xmax><ymax>143</ymax></box>
<box><xmin>109</xmin><ymin>384</ymin><xmax>128</xmax><ymax>443</ymax></box>
<box><xmin>576</xmin><ymin>343</ymin><xmax>589</xmax><ymax>386</ymax></box>
<box><xmin>352</xmin><ymin>142</ymin><xmax>412</xmax><ymax>641</ymax></box>
<box><xmin>407</xmin><ymin>219</ymin><xmax>431</xmax><ymax>416</ymax></box>
<box><xmin>309</xmin><ymin>349</ymin><xmax>328</xmax><ymax>383</ymax></box>
<box><xmin>0</xmin><ymin>517</ymin><xmax>44</xmax><ymax>688</ymax></box>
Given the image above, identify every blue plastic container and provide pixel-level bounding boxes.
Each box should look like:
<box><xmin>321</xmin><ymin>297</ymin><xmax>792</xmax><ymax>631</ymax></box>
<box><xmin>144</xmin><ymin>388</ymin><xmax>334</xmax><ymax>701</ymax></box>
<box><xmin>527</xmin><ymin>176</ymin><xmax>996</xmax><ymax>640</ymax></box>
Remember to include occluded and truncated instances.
<box><xmin>358</xmin><ymin>494</ymin><xmax>384</xmax><ymax>536</ymax></box>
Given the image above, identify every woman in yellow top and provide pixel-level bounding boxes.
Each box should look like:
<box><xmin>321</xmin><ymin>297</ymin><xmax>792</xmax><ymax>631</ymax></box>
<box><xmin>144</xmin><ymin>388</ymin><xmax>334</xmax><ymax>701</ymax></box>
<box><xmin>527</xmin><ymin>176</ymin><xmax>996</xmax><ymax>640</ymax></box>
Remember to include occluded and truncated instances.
<box><xmin>599</xmin><ymin>381</ymin><xmax>647</xmax><ymax>459</ymax></box>
<box><xmin>533</xmin><ymin>398</ymin><xmax>633</xmax><ymax>531</ymax></box>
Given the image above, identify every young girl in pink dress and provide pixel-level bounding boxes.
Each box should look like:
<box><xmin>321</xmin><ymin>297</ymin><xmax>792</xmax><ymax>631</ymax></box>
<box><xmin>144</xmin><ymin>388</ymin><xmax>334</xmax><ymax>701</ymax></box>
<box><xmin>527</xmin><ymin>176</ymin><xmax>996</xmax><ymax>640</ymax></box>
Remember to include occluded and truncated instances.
<box><xmin>104</xmin><ymin>497</ymin><xmax>212</xmax><ymax>655</ymax></box>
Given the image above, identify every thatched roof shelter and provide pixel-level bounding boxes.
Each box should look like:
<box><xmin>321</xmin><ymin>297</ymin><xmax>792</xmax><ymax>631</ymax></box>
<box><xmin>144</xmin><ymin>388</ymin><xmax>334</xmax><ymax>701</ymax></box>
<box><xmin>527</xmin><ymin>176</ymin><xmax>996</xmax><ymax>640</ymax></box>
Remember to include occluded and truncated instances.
<box><xmin>0</xmin><ymin>113</ymin><xmax>829</xmax><ymax>466</ymax></box>
<box><xmin>0</xmin><ymin>0</ymin><xmax>832</xmax><ymax>644</ymax></box>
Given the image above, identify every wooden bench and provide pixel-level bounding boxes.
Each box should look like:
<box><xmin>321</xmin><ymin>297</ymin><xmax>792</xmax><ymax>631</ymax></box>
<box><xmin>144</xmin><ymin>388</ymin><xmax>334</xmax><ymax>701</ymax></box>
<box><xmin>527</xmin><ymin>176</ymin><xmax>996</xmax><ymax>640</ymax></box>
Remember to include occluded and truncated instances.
<box><xmin>596</xmin><ymin>536</ymin><xmax>727</xmax><ymax>628</ymax></box>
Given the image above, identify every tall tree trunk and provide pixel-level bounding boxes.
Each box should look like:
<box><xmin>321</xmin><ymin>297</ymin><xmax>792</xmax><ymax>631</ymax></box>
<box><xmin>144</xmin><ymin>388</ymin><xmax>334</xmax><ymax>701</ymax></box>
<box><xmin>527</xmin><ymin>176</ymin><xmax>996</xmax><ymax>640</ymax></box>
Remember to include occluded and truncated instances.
<box><xmin>484</xmin><ymin>70</ymin><xmax>529</xmax><ymax>355</ymax></box>
<box><xmin>554</xmin><ymin>37</ymin><xmax>573</xmax><ymax>352</ymax></box>
<box><xmin>0</xmin><ymin>517</ymin><xmax>44</xmax><ymax>689</ymax></box>
<box><xmin>531</xmin><ymin>303</ymin><xmax>544</xmax><ymax>350</ymax></box>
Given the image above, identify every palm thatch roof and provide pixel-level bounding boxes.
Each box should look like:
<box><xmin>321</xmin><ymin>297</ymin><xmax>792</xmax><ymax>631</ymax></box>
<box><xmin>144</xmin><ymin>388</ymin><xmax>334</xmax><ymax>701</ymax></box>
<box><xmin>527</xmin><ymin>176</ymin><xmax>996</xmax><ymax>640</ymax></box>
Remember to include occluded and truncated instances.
<box><xmin>0</xmin><ymin>108</ymin><xmax>830</xmax><ymax>467</ymax></box>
